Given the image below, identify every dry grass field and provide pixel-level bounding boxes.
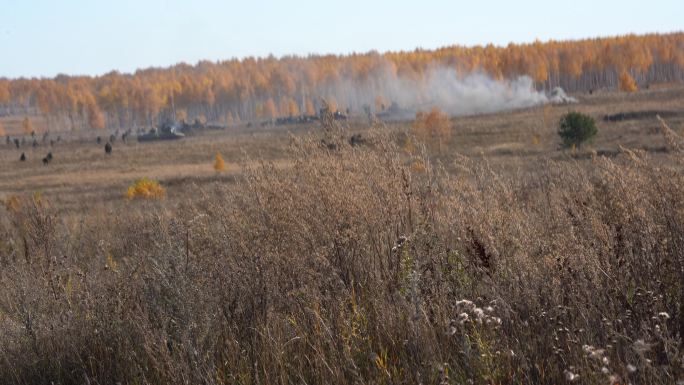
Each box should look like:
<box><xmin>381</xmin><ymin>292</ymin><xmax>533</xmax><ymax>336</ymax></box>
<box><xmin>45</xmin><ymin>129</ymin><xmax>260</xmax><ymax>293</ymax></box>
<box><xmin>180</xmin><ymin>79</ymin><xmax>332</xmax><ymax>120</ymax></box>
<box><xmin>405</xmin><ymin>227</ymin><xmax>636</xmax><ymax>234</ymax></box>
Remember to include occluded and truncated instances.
<box><xmin>2</xmin><ymin>85</ymin><xmax>683</xmax><ymax>211</ymax></box>
<box><xmin>2</xmin><ymin>85</ymin><xmax>684</xmax><ymax>384</ymax></box>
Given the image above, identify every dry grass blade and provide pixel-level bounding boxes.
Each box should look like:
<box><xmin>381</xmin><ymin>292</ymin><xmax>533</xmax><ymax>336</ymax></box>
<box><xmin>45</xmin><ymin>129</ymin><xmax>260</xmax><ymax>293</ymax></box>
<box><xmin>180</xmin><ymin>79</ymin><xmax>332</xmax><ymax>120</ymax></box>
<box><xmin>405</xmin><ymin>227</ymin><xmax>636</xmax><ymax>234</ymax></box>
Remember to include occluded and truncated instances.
<box><xmin>657</xmin><ymin>114</ymin><xmax>684</xmax><ymax>153</ymax></box>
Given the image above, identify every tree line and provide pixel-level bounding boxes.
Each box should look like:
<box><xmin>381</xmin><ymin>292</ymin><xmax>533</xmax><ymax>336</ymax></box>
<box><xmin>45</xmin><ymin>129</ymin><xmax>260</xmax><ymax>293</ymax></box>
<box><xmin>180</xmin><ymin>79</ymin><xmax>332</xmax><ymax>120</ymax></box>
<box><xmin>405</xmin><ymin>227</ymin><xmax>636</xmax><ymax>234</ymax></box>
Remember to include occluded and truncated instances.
<box><xmin>1</xmin><ymin>32</ymin><xmax>683</xmax><ymax>131</ymax></box>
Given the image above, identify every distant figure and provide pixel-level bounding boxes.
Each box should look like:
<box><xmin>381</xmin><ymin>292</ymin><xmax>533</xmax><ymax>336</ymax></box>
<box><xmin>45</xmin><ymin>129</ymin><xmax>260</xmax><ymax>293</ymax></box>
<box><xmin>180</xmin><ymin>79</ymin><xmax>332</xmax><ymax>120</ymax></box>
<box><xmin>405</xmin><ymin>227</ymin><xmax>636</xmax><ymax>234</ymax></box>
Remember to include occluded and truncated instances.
<box><xmin>349</xmin><ymin>133</ymin><xmax>363</xmax><ymax>146</ymax></box>
<box><xmin>105</xmin><ymin>142</ymin><xmax>112</xmax><ymax>155</ymax></box>
<box><xmin>50</xmin><ymin>140</ymin><xmax>55</xmax><ymax>147</ymax></box>
<box><xmin>32</xmin><ymin>139</ymin><xmax>38</xmax><ymax>148</ymax></box>
<box><xmin>122</xmin><ymin>131</ymin><xmax>128</xmax><ymax>143</ymax></box>
<box><xmin>56</xmin><ymin>135</ymin><xmax>62</xmax><ymax>142</ymax></box>
<box><xmin>13</xmin><ymin>138</ymin><xmax>20</xmax><ymax>148</ymax></box>
<box><xmin>109</xmin><ymin>134</ymin><xmax>116</xmax><ymax>143</ymax></box>
<box><xmin>19</xmin><ymin>153</ymin><xmax>26</xmax><ymax>161</ymax></box>
<box><xmin>42</xmin><ymin>157</ymin><xmax>49</xmax><ymax>165</ymax></box>
<box><xmin>46</xmin><ymin>152</ymin><xmax>53</xmax><ymax>161</ymax></box>
<box><xmin>96</xmin><ymin>136</ymin><xmax>102</xmax><ymax>144</ymax></box>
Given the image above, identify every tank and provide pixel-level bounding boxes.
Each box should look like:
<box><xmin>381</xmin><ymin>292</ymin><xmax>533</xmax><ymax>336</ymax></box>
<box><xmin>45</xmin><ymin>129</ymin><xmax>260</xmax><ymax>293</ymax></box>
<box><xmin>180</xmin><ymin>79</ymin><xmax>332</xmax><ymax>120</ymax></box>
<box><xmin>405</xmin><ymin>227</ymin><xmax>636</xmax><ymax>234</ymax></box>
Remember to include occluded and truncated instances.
<box><xmin>137</xmin><ymin>120</ymin><xmax>186</xmax><ymax>142</ymax></box>
<box><xmin>376</xmin><ymin>102</ymin><xmax>415</xmax><ymax>122</ymax></box>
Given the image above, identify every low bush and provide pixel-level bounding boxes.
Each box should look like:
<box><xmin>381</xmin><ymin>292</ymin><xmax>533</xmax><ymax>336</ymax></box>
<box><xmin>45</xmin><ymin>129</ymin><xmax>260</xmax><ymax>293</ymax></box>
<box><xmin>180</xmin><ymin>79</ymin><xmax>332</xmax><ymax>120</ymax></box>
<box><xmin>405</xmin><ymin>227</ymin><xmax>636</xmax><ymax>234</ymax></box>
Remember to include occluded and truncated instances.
<box><xmin>125</xmin><ymin>177</ymin><xmax>165</xmax><ymax>200</ymax></box>
<box><xmin>558</xmin><ymin>111</ymin><xmax>598</xmax><ymax>149</ymax></box>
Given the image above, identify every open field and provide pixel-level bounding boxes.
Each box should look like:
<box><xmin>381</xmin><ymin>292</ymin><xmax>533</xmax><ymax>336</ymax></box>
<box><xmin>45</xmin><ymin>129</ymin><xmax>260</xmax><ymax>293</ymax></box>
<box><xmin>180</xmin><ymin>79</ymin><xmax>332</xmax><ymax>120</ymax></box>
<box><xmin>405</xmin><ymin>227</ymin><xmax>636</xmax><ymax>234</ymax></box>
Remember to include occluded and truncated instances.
<box><xmin>2</xmin><ymin>85</ymin><xmax>684</xmax><ymax>384</ymax></box>
<box><xmin>3</xmin><ymin>85</ymin><xmax>684</xmax><ymax>211</ymax></box>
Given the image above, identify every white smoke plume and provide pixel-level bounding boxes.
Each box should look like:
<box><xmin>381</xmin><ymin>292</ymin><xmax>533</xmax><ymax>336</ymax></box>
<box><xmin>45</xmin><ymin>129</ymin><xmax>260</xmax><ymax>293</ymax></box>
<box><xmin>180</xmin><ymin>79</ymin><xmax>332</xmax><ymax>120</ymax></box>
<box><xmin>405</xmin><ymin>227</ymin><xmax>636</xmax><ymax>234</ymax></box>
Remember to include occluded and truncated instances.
<box><xmin>319</xmin><ymin>62</ymin><xmax>561</xmax><ymax>118</ymax></box>
<box><xmin>416</xmin><ymin>69</ymin><xmax>549</xmax><ymax>115</ymax></box>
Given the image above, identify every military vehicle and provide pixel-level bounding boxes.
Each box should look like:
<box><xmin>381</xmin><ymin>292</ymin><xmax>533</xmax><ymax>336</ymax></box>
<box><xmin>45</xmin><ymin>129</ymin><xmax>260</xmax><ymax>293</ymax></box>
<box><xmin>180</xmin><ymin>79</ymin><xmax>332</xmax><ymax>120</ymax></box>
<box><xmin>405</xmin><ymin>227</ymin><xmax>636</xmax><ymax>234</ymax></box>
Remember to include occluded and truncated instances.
<box><xmin>376</xmin><ymin>102</ymin><xmax>415</xmax><ymax>122</ymax></box>
<box><xmin>274</xmin><ymin>114</ymin><xmax>319</xmax><ymax>126</ymax></box>
<box><xmin>137</xmin><ymin>120</ymin><xmax>186</xmax><ymax>142</ymax></box>
<box><xmin>169</xmin><ymin>119</ymin><xmax>227</xmax><ymax>135</ymax></box>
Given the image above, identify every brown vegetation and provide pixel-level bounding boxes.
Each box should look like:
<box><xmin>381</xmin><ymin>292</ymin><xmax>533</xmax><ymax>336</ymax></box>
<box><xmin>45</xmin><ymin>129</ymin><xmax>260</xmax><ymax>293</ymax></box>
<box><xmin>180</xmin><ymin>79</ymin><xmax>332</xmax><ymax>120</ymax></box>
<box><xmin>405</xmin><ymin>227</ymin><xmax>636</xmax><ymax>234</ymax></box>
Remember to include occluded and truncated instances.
<box><xmin>2</xmin><ymin>133</ymin><xmax>684</xmax><ymax>384</ymax></box>
<box><xmin>413</xmin><ymin>107</ymin><xmax>452</xmax><ymax>153</ymax></box>
<box><xmin>2</xmin><ymin>87</ymin><xmax>684</xmax><ymax>383</ymax></box>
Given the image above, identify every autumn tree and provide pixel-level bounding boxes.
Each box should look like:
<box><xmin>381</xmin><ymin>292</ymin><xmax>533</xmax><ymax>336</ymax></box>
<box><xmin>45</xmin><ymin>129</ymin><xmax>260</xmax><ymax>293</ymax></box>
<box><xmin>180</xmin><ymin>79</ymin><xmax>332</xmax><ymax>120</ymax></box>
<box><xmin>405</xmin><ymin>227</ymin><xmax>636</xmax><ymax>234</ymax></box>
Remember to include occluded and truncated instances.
<box><xmin>304</xmin><ymin>98</ymin><xmax>316</xmax><ymax>116</ymax></box>
<box><xmin>287</xmin><ymin>98</ymin><xmax>300</xmax><ymax>116</ymax></box>
<box><xmin>413</xmin><ymin>107</ymin><xmax>452</xmax><ymax>153</ymax></box>
<box><xmin>22</xmin><ymin>117</ymin><xmax>33</xmax><ymax>135</ymax></box>
<box><xmin>87</xmin><ymin>101</ymin><xmax>106</xmax><ymax>130</ymax></box>
<box><xmin>214</xmin><ymin>153</ymin><xmax>225</xmax><ymax>172</ymax></box>
<box><xmin>619</xmin><ymin>70</ymin><xmax>638</xmax><ymax>92</ymax></box>
<box><xmin>263</xmin><ymin>98</ymin><xmax>277</xmax><ymax>120</ymax></box>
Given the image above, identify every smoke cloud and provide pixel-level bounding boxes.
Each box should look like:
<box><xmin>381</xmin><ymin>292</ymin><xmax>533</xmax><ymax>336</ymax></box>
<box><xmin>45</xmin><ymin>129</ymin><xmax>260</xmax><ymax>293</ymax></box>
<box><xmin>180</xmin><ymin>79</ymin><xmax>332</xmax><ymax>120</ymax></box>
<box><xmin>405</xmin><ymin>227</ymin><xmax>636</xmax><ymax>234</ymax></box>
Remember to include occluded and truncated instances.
<box><xmin>320</xmin><ymin>63</ymin><xmax>556</xmax><ymax>118</ymax></box>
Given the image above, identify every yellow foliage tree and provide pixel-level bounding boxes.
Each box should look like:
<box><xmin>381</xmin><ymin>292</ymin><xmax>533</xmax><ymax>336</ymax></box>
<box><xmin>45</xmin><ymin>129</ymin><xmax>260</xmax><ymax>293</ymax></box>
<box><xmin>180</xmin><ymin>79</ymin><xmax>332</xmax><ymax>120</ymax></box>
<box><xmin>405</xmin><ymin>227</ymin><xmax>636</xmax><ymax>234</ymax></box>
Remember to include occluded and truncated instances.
<box><xmin>87</xmin><ymin>101</ymin><xmax>106</xmax><ymax>130</ymax></box>
<box><xmin>619</xmin><ymin>70</ymin><xmax>638</xmax><ymax>92</ymax></box>
<box><xmin>413</xmin><ymin>107</ymin><xmax>452</xmax><ymax>153</ymax></box>
<box><xmin>304</xmin><ymin>98</ymin><xmax>316</xmax><ymax>116</ymax></box>
<box><xmin>288</xmin><ymin>99</ymin><xmax>300</xmax><ymax>116</ymax></box>
<box><xmin>22</xmin><ymin>117</ymin><xmax>33</xmax><ymax>135</ymax></box>
<box><xmin>263</xmin><ymin>98</ymin><xmax>277</xmax><ymax>120</ymax></box>
<box><xmin>214</xmin><ymin>152</ymin><xmax>225</xmax><ymax>172</ymax></box>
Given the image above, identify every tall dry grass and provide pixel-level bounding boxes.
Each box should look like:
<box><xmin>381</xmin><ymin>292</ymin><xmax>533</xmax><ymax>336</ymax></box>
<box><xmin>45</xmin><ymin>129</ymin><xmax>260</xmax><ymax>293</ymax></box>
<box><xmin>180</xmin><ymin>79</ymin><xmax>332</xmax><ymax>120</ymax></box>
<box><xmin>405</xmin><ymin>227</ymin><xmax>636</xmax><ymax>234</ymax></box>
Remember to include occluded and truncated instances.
<box><xmin>1</xmin><ymin>129</ymin><xmax>684</xmax><ymax>384</ymax></box>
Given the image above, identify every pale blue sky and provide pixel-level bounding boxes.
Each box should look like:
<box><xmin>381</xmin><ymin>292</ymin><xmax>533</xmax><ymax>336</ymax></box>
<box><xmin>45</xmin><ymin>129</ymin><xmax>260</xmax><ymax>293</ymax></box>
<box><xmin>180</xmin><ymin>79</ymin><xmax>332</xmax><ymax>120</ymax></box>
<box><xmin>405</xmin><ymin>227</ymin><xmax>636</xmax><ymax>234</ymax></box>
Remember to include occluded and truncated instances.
<box><xmin>1</xmin><ymin>0</ymin><xmax>681</xmax><ymax>78</ymax></box>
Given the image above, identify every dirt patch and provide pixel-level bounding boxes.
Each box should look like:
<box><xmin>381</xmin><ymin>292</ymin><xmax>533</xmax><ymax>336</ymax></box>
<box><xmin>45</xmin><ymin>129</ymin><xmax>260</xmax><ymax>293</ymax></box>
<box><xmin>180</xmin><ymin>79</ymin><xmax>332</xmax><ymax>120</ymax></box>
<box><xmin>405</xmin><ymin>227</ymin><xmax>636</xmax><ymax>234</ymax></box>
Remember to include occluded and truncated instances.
<box><xmin>603</xmin><ymin>110</ymin><xmax>682</xmax><ymax>122</ymax></box>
